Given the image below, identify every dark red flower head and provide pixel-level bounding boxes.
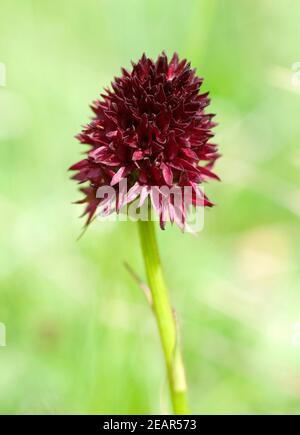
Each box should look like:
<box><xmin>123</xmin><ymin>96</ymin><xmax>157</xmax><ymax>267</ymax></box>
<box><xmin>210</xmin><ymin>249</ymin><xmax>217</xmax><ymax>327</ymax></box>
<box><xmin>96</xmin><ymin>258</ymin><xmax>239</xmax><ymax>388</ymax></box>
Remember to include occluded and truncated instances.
<box><xmin>70</xmin><ymin>52</ymin><xmax>219</xmax><ymax>230</ymax></box>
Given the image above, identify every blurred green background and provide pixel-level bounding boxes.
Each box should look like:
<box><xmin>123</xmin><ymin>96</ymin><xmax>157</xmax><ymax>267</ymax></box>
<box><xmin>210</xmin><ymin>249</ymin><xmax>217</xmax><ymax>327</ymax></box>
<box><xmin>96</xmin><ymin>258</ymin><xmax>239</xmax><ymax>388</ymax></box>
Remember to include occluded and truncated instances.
<box><xmin>1</xmin><ymin>0</ymin><xmax>300</xmax><ymax>415</ymax></box>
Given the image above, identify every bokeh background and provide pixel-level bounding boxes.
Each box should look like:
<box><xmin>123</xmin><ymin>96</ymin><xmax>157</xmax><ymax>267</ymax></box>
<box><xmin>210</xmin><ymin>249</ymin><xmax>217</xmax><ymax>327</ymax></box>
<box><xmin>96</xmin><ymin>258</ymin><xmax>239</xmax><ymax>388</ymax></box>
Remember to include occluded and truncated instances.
<box><xmin>1</xmin><ymin>0</ymin><xmax>300</xmax><ymax>414</ymax></box>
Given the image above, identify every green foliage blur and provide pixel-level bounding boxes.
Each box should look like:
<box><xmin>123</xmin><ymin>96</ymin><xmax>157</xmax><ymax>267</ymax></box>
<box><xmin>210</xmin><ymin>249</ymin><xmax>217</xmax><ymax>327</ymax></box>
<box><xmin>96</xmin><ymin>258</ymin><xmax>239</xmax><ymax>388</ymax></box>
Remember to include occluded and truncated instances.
<box><xmin>1</xmin><ymin>0</ymin><xmax>300</xmax><ymax>414</ymax></box>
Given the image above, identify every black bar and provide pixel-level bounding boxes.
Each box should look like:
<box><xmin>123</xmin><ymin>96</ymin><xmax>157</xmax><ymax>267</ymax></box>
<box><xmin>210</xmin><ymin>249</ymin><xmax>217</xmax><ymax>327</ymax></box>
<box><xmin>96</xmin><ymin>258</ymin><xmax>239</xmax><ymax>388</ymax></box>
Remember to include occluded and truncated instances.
<box><xmin>0</xmin><ymin>415</ymin><xmax>200</xmax><ymax>432</ymax></box>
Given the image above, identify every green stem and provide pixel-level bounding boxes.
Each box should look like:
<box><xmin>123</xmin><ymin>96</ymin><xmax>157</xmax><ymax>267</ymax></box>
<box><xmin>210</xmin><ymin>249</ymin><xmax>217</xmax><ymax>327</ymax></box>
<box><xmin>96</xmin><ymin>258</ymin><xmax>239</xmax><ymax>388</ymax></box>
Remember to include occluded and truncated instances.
<box><xmin>138</xmin><ymin>219</ymin><xmax>189</xmax><ymax>415</ymax></box>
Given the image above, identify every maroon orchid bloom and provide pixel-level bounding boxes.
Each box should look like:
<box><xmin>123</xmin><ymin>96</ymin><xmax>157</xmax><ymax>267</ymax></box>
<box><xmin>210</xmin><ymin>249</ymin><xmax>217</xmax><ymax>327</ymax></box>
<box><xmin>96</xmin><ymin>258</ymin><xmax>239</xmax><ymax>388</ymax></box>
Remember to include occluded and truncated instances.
<box><xmin>70</xmin><ymin>52</ymin><xmax>219</xmax><ymax>230</ymax></box>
